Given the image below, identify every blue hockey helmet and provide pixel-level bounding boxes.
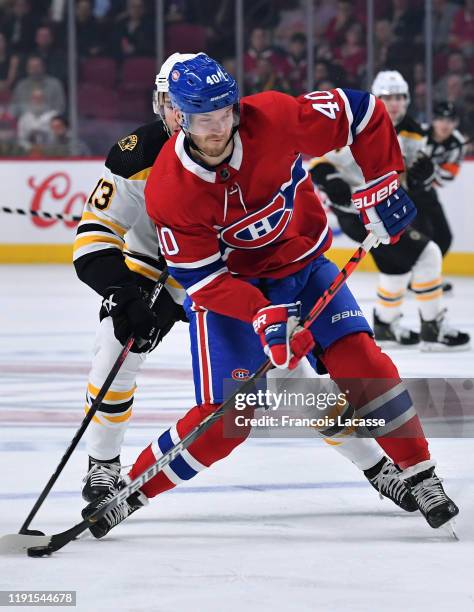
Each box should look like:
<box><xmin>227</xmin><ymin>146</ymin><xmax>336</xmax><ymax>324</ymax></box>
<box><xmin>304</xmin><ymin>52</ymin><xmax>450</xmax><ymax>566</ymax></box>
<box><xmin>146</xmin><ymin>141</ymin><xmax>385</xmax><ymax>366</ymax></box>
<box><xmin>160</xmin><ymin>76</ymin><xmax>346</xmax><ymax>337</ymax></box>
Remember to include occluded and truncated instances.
<box><xmin>168</xmin><ymin>53</ymin><xmax>239</xmax><ymax>134</ymax></box>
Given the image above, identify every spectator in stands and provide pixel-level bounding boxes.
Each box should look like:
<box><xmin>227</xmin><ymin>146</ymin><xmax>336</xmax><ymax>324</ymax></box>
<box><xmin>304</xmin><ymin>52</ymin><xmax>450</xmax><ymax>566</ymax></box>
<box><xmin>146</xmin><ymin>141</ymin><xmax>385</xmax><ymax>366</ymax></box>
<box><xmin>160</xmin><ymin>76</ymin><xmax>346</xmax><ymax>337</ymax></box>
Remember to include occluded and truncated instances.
<box><xmin>1</xmin><ymin>0</ymin><xmax>38</xmax><ymax>54</ymax></box>
<box><xmin>385</xmin><ymin>0</ymin><xmax>423</xmax><ymax>43</ymax></box>
<box><xmin>324</xmin><ymin>0</ymin><xmax>357</xmax><ymax>48</ymax></box>
<box><xmin>76</xmin><ymin>0</ymin><xmax>106</xmax><ymax>58</ymax></box>
<box><xmin>33</xmin><ymin>25</ymin><xmax>65</xmax><ymax>82</ymax></box>
<box><xmin>43</xmin><ymin>113</ymin><xmax>91</xmax><ymax>156</ymax></box>
<box><xmin>432</xmin><ymin>0</ymin><xmax>460</xmax><ymax>52</ymax></box>
<box><xmin>0</xmin><ymin>31</ymin><xmax>19</xmax><ymax>91</ymax></box>
<box><xmin>281</xmin><ymin>32</ymin><xmax>307</xmax><ymax>95</ymax></box>
<box><xmin>314</xmin><ymin>60</ymin><xmax>330</xmax><ymax>87</ymax></box>
<box><xmin>246</xmin><ymin>57</ymin><xmax>290</xmax><ymax>95</ymax></box>
<box><xmin>113</xmin><ymin>0</ymin><xmax>154</xmax><ymax>59</ymax></box>
<box><xmin>373</xmin><ymin>19</ymin><xmax>394</xmax><ymax>72</ymax></box>
<box><xmin>244</xmin><ymin>27</ymin><xmax>284</xmax><ymax>91</ymax></box>
<box><xmin>450</xmin><ymin>0</ymin><xmax>474</xmax><ymax>57</ymax></box>
<box><xmin>334</xmin><ymin>22</ymin><xmax>365</xmax><ymax>87</ymax></box>
<box><xmin>10</xmin><ymin>54</ymin><xmax>66</xmax><ymax>116</ymax></box>
<box><xmin>435</xmin><ymin>52</ymin><xmax>467</xmax><ymax>99</ymax></box>
<box><xmin>17</xmin><ymin>87</ymin><xmax>57</xmax><ymax>150</ymax></box>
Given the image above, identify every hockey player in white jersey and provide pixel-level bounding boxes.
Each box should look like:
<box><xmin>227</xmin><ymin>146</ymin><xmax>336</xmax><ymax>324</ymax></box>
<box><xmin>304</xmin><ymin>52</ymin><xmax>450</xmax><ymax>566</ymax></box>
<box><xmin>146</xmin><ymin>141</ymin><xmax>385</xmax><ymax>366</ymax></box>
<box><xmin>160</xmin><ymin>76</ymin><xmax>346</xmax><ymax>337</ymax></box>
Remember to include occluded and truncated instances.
<box><xmin>310</xmin><ymin>70</ymin><xmax>469</xmax><ymax>351</ymax></box>
<box><xmin>73</xmin><ymin>53</ymin><xmax>195</xmax><ymax>503</ymax></box>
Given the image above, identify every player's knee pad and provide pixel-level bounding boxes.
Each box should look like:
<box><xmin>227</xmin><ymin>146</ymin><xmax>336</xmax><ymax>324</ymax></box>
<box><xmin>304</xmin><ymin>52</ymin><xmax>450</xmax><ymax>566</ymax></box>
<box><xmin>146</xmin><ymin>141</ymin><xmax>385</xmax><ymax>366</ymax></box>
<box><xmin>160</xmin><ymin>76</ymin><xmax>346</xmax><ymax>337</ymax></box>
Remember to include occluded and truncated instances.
<box><xmin>176</xmin><ymin>402</ymin><xmax>253</xmax><ymax>467</ymax></box>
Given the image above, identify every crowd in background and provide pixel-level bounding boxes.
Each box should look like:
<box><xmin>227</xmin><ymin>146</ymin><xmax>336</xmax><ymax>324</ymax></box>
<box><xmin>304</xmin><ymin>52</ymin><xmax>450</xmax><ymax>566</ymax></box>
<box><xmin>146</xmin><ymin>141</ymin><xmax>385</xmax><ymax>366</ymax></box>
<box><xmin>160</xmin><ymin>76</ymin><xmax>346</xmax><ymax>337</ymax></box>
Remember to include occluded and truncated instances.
<box><xmin>0</xmin><ymin>0</ymin><xmax>472</xmax><ymax>156</ymax></box>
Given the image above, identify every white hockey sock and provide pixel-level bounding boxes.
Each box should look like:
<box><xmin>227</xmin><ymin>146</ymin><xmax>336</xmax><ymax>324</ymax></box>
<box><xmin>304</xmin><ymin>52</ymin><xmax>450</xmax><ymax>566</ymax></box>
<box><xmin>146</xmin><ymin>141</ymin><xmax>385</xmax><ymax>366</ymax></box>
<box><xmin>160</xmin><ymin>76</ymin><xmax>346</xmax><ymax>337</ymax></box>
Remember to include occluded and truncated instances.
<box><xmin>375</xmin><ymin>272</ymin><xmax>411</xmax><ymax>323</ymax></box>
<box><xmin>411</xmin><ymin>241</ymin><xmax>443</xmax><ymax>321</ymax></box>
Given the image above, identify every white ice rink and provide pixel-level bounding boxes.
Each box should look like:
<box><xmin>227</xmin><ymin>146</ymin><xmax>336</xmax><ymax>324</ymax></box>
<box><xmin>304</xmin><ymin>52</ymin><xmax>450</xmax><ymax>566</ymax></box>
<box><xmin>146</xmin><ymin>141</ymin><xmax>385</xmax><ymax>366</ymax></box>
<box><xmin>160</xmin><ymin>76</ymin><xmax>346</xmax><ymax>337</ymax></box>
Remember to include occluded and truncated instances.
<box><xmin>1</xmin><ymin>265</ymin><xmax>473</xmax><ymax>612</ymax></box>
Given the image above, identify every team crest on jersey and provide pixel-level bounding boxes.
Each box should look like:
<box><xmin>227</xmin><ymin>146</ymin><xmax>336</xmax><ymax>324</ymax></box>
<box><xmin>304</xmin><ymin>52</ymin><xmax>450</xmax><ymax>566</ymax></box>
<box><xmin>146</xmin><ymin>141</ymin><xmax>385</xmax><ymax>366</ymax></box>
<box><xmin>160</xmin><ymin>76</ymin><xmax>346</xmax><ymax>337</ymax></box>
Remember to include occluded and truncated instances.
<box><xmin>118</xmin><ymin>134</ymin><xmax>138</xmax><ymax>152</ymax></box>
<box><xmin>232</xmin><ymin>368</ymin><xmax>250</xmax><ymax>380</ymax></box>
<box><xmin>219</xmin><ymin>157</ymin><xmax>307</xmax><ymax>250</ymax></box>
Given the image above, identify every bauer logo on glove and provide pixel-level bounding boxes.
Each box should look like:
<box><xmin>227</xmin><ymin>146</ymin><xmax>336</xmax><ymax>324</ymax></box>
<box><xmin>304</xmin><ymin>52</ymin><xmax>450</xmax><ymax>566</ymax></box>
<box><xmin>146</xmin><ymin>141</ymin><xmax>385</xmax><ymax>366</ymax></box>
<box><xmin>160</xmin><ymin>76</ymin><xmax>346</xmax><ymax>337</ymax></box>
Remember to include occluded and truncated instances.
<box><xmin>252</xmin><ymin>302</ymin><xmax>315</xmax><ymax>370</ymax></box>
<box><xmin>352</xmin><ymin>172</ymin><xmax>417</xmax><ymax>245</ymax></box>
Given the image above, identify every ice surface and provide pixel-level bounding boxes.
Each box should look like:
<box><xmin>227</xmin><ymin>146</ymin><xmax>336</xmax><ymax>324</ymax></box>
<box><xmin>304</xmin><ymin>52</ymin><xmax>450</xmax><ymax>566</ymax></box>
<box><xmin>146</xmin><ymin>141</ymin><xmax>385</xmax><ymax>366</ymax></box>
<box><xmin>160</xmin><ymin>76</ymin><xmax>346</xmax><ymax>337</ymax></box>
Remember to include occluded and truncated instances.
<box><xmin>0</xmin><ymin>265</ymin><xmax>473</xmax><ymax>612</ymax></box>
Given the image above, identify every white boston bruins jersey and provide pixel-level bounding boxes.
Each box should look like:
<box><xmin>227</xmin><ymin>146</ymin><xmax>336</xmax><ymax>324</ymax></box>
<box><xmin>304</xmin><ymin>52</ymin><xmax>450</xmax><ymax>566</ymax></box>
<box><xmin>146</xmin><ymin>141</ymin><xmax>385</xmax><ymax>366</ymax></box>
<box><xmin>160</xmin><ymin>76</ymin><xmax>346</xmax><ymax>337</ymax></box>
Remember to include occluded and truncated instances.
<box><xmin>73</xmin><ymin>121</ymin><xmax>185</xmax><ymax>304</ymax></box>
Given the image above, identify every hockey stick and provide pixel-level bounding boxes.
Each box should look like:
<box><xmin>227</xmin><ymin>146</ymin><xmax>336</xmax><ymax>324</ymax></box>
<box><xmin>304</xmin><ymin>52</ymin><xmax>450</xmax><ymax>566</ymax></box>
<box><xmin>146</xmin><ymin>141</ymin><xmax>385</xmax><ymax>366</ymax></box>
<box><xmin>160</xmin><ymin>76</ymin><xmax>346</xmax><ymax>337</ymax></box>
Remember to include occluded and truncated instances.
<box><xmin>16</xmin><ymin>268</ymin><xmax>170</xmax><ymax>537</ymax></box>
<box><xmin>2</xmin><ymin>233</ymin><xmax>378</xmax><ymax>556</ymax></box>
<box><xmin>1</xmin><ymin>206</ymin><xmax>81</xmax><ymax>222</ymax></box>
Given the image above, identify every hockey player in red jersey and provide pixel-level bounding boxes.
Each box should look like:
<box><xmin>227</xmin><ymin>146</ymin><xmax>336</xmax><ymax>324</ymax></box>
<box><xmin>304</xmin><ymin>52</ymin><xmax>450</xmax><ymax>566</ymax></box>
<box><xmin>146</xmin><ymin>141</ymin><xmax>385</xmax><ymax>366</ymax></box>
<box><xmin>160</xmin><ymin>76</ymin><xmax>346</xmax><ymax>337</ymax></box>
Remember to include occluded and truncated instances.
<box><xmin>83</xmin><ymin>54</ymin><xmax>459</xmax><ymax>537</ymax></box>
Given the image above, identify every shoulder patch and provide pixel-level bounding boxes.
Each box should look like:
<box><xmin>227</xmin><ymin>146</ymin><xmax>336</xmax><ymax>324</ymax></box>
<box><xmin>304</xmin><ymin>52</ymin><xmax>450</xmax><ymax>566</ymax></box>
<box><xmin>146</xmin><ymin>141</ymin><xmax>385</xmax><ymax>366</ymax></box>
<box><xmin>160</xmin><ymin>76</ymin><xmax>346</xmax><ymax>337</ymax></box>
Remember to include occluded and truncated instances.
<box><xmin>106</xmin><ymin>121</ymin><xmax>169</xmax><ymax>180</ymax></box>
<box><xmin>118</xmin><ymin>134</ymin><xmax>138</xmax><ymax>151</ymax></box>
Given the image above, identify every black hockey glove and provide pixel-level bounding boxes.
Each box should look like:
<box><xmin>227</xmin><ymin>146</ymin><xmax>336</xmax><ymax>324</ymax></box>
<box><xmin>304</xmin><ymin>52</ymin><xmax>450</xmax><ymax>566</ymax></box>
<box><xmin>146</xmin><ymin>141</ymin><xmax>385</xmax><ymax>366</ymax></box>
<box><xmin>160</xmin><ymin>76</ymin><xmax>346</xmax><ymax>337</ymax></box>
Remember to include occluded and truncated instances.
<box><xmin>100</xmin><ymin>285</ymin><xmax>160</xmax><ymax>353</ymax></box>
<box><xmin>323</xmin><ymin>176</ymin><xmax>353</xmax><ymax>208</ymax></box>
<box><xmin>407</xmin><ymin>153</ymin><xmax>436</xmax><ymax>192</ymax></box>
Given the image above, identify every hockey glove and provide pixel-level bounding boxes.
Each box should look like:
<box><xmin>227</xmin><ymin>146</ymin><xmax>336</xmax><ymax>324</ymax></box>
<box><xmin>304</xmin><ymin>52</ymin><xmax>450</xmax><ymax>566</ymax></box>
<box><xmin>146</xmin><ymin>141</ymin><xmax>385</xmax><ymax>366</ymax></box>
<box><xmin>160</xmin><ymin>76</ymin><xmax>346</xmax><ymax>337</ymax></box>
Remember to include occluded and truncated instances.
<box><xmin>323</xmin><ymin>175</ymin><xmax>353</xmax><ymax>208</ymax></box>
<box><xmin>101</xmin><ymin>285</ymin><xmax>160</xmax><ymax>353</ymax></box>
<box><xmin>353</xmin><ymin>172</ymin><xmax>417</xmax><ymax>245</ymax></box>
<box><xmin>252</xmin><ymin>302</ymin><xmax>315</xmax><ymax>370</ymax></box>
<box><xmin>406</xmin><ymin>153</ymin><xmax>436</xmax><ymax>192</ymax></box>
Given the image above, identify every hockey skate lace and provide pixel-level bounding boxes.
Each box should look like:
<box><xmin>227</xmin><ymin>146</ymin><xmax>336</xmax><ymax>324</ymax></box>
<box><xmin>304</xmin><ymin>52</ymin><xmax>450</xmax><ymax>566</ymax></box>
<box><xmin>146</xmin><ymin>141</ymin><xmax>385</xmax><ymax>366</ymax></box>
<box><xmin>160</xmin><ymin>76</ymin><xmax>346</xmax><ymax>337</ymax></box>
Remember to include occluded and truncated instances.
<box><xmin>92</xmin><ymin>486</ymin><xmax>131</xmax><ymax>528</ymax></box>
<box><xmin>410</xmin><ymin>476</ymin><xmax>447</xmax><ymax>514</ymax></box>
<box><xmin>437</xmin><ymin>309</ymin><xmax>459</xmax><ymax>339</ymax></box>
<box><xmin>391</xmin><ymin>315</ymin><xmax>413</xmax><ymax>341</ymax></box>
<box><xmin>371</xmin><ymin>463</ymin><xmax>406</xmax><ymax>502</ymax></box>
<box><xmin>83</xmin><ymin>464</ymin><xmax>120</xmax><ymax>489</ymax></box>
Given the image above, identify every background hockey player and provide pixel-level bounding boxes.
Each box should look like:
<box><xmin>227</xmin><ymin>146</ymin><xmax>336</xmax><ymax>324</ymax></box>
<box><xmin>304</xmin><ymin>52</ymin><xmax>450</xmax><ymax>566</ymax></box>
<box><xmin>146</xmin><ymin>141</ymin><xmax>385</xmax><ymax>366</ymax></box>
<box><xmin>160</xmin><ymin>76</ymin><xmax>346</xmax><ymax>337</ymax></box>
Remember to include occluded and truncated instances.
<box><xmin>422</xmin><ymin>101</ymin><xmax>467</xmax><ymax>292</ymax></box>
<box><xmin>310</xmin><ymin>70</ymin><xmax>469</xmax><ymax>351</ymax></box>
<box><xmin>83</xmin><ymin>55</ymin><xmax>459</xmax><ymax>538</ymax></box>
<box><xmin>73</xmin><ymin>53</ymin><xmax>194</xmax><ymax>504</ymax></box>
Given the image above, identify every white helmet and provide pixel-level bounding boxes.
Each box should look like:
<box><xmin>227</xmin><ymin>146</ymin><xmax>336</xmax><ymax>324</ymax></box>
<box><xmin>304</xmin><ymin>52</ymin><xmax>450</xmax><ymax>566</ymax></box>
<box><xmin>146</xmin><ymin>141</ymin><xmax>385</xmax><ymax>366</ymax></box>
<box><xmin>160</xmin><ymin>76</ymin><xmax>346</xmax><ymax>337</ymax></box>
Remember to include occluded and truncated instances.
<box><xmin>153</xmin><ymin>52</ymin><xmax>202</xmax><ymax>115</ymax></box>
<box><xmin>371</xmin><ymin>70</ymin><xmax>410</xmax><ymax>104</ymax></box>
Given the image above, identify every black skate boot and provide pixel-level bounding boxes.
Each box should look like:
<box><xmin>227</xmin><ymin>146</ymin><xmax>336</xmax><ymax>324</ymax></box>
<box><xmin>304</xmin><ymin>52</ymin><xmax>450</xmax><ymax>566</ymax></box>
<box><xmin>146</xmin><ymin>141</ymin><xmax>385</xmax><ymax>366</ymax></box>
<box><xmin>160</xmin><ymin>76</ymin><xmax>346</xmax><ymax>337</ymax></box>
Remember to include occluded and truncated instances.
<box><xmin>373</xmin><ymin>310</ymin><xmax>419</xmax><ymax>346</ymax></box>
<box><xmin>364</xmin><ymin>457</ymin><xmax>418</xmax><ymax>512</ymax></box>
<box><xmin>401</xmin><ymin>461</ymin><xmax>459</xmax><ymax>528</ymax></box>
<box><xmin>82</xmin><ymin>478</ymin><xmax>148</xmax><ymax>539</ymax></box>
<box><xmin>420</xmin><ymin>308</ymin><xmax>470</xmax><ymax>351</ymax></box>
<box><xmin>82</xmin><ymin>456</ymin><xmax>121</xmax><ymax>502</ymax></box>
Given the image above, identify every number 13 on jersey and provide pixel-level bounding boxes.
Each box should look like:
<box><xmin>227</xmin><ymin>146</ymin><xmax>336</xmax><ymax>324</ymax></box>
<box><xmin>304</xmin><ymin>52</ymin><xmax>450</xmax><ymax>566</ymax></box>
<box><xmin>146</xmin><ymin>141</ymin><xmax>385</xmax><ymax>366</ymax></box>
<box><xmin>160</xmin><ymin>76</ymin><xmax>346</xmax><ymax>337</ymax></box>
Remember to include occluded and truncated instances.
<box><xmin>305</xmin><ymin>91</ymin><xmax>340</xmax><ymax>120</ymax></box>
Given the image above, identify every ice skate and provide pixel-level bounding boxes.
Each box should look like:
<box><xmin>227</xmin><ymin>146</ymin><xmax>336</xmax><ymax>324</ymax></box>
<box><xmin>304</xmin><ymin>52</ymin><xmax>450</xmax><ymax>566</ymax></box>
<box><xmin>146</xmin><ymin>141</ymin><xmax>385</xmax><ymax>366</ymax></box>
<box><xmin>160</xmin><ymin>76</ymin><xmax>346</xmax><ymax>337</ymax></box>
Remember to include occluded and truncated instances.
<box><xmin>82</xmin><ymin>456</ymin><xmax>121</xmax><ymax>503</ymax></box>
<box><xmin>82</xmin><ymin>478</ymin><xmax>148</xmax><ymax>539</ymax></box>
<box><xmin>401</xmin><ymin>461</ymin><xmax>459</xmax><ymax>529</ymax></box>
<box><xmin>420</xmin><ymin>309</ymin><xmax>470</xmax><ymax>351</ymax></box>
<box><xmin>373</xmin><ymin>310</ymin><xmax>419</xmax><ymax>346</ymax></box>
<box><xmin>364</xmin><ymin>457</ymin><xmax>418</xmax><ymax>512</ymax></box>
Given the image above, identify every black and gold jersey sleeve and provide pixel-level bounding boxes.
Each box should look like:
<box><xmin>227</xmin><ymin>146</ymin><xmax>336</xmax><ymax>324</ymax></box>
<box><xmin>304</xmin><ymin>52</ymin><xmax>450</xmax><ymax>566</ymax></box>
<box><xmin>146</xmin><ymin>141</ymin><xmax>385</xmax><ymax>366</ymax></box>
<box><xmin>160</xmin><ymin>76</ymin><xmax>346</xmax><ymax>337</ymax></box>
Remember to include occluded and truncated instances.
<box><xmin>73</xmin><ymin>121</ymin><xmax>169</xmax><ymax>296</ymax></box>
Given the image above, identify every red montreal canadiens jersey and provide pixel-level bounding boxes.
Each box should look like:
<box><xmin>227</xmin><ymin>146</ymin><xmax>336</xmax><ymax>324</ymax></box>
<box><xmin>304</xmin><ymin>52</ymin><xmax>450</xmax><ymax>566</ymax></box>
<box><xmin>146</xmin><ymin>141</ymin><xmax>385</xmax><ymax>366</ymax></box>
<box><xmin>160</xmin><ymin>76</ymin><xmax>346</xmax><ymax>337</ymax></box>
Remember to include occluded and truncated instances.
<box><xmin>145</xmin><ymin>89</ymin><xmax>404</xmax><ymax>323</ymax></box>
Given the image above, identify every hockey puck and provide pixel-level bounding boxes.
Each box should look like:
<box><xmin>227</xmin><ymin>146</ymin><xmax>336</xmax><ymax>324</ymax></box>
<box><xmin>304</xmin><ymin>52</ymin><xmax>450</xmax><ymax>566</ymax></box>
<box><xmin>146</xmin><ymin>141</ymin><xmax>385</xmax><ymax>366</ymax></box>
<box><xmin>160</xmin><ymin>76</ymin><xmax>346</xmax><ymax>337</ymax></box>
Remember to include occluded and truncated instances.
<box><xmin>27</xmin><ymin>546</ymin><xmax>52</xmax><ymax>558</ymax></box>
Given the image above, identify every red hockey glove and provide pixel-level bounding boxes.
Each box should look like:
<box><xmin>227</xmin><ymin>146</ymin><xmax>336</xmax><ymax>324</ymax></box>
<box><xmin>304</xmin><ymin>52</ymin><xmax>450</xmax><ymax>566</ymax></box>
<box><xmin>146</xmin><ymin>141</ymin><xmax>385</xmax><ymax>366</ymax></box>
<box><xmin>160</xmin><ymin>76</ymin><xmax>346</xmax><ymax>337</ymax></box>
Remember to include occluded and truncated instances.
<box><xmin>353</xmin><ymin>172</ymin><xmax>417</xmax><ymax>245</ymax></box>
<box><xmin>252</xmin><ymin>303</ymin><xmax>315</xmax><ymax>370</ymax></box>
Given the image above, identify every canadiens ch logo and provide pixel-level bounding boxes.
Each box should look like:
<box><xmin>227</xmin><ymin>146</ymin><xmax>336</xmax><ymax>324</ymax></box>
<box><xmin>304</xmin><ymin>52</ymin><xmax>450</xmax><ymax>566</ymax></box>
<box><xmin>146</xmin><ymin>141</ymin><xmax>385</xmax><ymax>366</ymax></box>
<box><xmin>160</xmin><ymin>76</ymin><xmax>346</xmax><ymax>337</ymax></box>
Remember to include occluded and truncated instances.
<box><xmin>232</xmin><ymin>368</ymin><xmax>250</xmax><ymax>380</ymax></box>
<box><xmin>219</xmin><ymin>156</ymin><xmax>307</xmax><ymax>250</ymax></box>
<box><xmin>118</xmin><ymin>134</ymin><xmax>138</xmax><ymax>151</ymax></box>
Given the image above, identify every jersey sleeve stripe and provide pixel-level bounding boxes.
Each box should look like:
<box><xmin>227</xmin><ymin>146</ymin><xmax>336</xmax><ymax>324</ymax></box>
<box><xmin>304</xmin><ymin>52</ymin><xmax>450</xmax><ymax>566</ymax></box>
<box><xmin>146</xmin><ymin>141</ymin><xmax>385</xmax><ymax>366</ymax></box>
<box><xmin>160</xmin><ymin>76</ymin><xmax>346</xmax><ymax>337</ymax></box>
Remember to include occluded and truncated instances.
<box><xmin>81</xmin><ymin>211</ymin><xmax>127</xmax><ymax>236</ymax></box>
<box><xmin>166</xmin><ymin>251</ymin><xmax>222</xmax><ymax>269</ymax></box>
<box><xmin>336</xmin><ymin>88</ymin><xmax>354</xmax><ymax>146</ymax></box>
<box><xmin>355</xmin><ymin>94</ymin><xmax>375</xmax><ymax>135</ymax></box>
<box><xmin>74</xmin><ymin>233</ymin><xmax>124</xmax><ymax>251</ymax></box>
<box><xmin>73</xmin><ymin>242</ymin><xmax>121</xmax><ymax>261</ymax></box>
<box><xmin>185</xmin><ymin>267</ymin><xmax>227</xmax><ymax>295</ymax></box>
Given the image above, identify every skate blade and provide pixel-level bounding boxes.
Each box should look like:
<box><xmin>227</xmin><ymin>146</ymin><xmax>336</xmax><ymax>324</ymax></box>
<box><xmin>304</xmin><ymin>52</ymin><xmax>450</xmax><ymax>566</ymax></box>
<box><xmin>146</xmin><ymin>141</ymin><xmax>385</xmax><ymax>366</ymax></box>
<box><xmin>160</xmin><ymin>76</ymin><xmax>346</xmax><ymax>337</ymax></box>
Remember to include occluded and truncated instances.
<box><xmin>443</xmin><ymin>519</ymin><xmax>459</xmax><ymax>541</ymax></box>
<box><xmin>420</xmin><ymin>342</ymin><xmax>471</xmax><ymax>353</ymax></box>
<box><xmin>0</xmin><ymin>533</ymin><xmax>52</xmax><ymax>554</ymax></box>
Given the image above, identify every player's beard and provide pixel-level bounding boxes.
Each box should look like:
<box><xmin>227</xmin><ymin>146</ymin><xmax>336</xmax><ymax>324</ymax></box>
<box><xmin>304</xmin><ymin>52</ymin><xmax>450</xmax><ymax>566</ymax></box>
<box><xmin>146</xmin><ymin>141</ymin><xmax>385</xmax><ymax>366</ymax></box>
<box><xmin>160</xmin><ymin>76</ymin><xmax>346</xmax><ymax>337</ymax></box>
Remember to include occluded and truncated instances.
<box><xmin>195</xmin><ymin>131</ymin><xmax>232</xmax><ymax>158</ymax></box>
